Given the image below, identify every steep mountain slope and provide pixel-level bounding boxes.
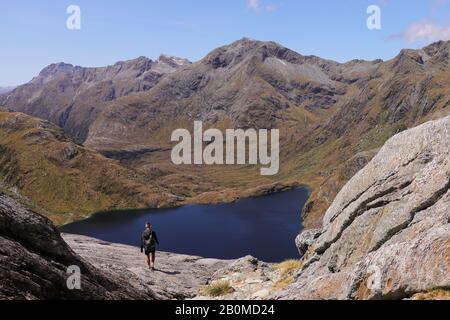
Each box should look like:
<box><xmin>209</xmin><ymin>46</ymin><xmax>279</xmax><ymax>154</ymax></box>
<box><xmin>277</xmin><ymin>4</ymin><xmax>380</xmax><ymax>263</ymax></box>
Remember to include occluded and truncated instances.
<box><xmin>299</xmin><ymin>40</ymin><xmax>450</xmax><ymax>227</ymax></box>
<box><xmin>0</xmin><ymin>55</ymin><xmax>190</xmax><ymax>142</ymax></box>
<box><xmin>0</xmin><ymin>110</ymin><xmax>175</xmax><ymax>224</ymax></box>
<box><xmin>301</xmin><ymin>149</ymin><xmax>378</xmax><ymax>229</ymax></box>
<box><xmin>0</xmin><ymin>193</ymin><xmax>155</xmax><ymax>299</ymax></box>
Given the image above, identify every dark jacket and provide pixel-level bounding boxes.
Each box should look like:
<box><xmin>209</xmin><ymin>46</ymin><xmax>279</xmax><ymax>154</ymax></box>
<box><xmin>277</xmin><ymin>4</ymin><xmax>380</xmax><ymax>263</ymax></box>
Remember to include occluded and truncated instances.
<box><xmin>141</xmin><ymin>229</ymin><xmax>159</xmax><ymax>251</ymax></box>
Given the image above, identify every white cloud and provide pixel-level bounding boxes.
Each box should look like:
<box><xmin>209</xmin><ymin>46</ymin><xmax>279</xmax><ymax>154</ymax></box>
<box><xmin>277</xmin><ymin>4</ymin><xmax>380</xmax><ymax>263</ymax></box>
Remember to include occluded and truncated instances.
<box><xmin>246</xmin><ymin>0</ymin><xmax>277</xmax><ymax>13</ymax></box>
<box><xmin>404</xmin><ymin>21</ymin><xmax>450</xmax><ymax>44</ymax></box>
<box><xmin>247</xmin><ymin>0</ymin><xmax>260</xmax><ymax>11</ymax></box>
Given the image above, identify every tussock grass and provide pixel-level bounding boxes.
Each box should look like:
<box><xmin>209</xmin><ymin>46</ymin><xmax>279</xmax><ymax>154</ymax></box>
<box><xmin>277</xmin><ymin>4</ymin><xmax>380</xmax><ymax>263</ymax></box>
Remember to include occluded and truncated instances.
<box><xmin>273</xmin><ymin>259</ymin><xmax>301</xmax><ymax>291</ymax></box>
<box><xmin>274</xmin><ymin>259</ymin><xmax>301</xmax><ymax>278</ymax></box>
<box><xmin>202</xmin><ymin>280</ymin><xmax>234</xmax><ymax>297</ymax></box>
<box><xmin>413</xmin><ymin>288</ymin><xmax>450</xmax><ymax>300</ymax></box>
<box><xmin>273</xmin><ymin>275</ymin><xmax>295</xmax><ymax>291</ymax></box>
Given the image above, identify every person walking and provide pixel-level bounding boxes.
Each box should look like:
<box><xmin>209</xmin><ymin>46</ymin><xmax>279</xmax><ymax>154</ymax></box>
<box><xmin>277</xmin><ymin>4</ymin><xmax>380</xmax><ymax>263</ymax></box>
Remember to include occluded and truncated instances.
<box><xmin>140</xmin><ymin>222</ymin><xmax>159</xmax><ymax>270</ymax></box>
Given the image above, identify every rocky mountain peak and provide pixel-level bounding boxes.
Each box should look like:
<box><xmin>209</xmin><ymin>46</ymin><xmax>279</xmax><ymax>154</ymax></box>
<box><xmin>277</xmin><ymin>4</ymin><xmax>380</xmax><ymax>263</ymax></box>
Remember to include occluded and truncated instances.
<box><xmin>115</xmin><ymin>56</ymin><xmax>154</xmax><ymax>71</ymax></box>
<box><xmin>158</xmin><ymin>54</ymin><xmax>191</xmax><ymax>67</ymax></box>
<box><xmin>423</xmin><ymin>40</ymin><xmax>450</xmax><ymax>56</ymax></box>
<box><xmin>392</xmin><ymin>40</ymin><xmax>449</xmax><ymax>70</ymax></box>
<box><xmin>202</xmin><ymin>38</ymin><xmax>297</xmax><ymax>69</ymax></box>
<box><xmin>38</xmin><ymin>62</ymin><xmax>76</xmax><ymax>77</ymax></box>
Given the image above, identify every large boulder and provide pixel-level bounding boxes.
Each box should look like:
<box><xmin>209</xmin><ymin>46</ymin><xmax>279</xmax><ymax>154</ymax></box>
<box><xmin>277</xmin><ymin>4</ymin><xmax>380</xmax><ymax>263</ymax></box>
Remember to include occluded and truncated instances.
<box><xmin>0</xmin><ymin>193</ymin><xmax>155</xmax><ymax>300</ymax></box>
<box><xmin>275</xmin><ymin>115</ymin><xmax>450</xmax><ymax>299</ymax></box>
<box><xmin>295</xmin><ymin>229</ymin><xmax>321</xmax><ymax>258</ymax></box>
<box><xmin>195</xmin><ymin>256</ymin><xmax>279</xmax><ymax>300</ymax></box>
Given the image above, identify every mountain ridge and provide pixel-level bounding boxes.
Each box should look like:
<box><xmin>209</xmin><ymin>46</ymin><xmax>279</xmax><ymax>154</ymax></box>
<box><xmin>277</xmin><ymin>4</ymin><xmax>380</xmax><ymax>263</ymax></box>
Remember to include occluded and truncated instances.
<box><xmin>0</xmin><ymin>55</ymin><xmax>191</xmax><ymax>143</ymax></box>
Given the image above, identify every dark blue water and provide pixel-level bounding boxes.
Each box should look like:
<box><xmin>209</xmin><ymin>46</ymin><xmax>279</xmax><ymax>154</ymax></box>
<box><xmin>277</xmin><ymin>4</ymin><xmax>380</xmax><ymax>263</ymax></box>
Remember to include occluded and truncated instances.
<box><xmin>61</xmin><ymin>188</ymin><xmax>310</xmax><ymax>262</ymax></box>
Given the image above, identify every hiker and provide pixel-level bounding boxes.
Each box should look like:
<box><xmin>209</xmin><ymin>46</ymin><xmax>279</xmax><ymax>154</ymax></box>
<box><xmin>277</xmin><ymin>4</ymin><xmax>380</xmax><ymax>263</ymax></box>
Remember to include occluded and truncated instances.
<box><xmin>140</xmin><ymin>222</ymin><xmax>160</xmax><ymax>270</ymax></box>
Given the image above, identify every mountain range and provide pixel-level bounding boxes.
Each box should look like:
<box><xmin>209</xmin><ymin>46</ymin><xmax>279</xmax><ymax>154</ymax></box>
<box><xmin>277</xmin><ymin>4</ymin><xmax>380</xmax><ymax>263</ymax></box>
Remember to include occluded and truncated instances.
<box><xmin>0</xmin><ymin>38</ymin><xmax>449</xmax><ymax>227</ymax></box>
<box><xmin>0</xmin><ymin>55</ymin><xmax>190</xmax><ymax>143</ymax></box>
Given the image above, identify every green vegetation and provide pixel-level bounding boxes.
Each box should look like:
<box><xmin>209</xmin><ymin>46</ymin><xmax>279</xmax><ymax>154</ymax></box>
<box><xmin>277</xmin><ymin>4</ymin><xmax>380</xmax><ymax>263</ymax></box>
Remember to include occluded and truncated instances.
<box><xmin>0</xmin><ymin>111</ymin><xmax>173</xmax><ymax>225</ymax></box>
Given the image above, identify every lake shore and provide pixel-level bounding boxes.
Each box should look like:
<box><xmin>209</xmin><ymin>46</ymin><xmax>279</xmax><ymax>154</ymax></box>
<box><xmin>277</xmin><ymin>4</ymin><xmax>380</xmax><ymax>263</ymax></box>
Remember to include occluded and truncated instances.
<box><xmin>61</xmin><ymin>188</ymin><xmax>310</xmax><ymax>262</ymax></box>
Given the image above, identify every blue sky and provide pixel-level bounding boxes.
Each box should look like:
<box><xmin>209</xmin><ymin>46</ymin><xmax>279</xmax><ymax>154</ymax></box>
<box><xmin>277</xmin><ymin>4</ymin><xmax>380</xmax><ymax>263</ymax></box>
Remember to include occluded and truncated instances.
<box><xmin>1</xmin><ymin>0</ymin><xmax>449</xmax><ymax>86</ymax></box>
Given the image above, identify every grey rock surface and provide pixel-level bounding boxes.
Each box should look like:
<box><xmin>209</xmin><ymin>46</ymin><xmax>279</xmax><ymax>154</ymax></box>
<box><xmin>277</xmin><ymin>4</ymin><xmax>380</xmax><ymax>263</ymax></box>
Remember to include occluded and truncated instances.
<box><xmin>0</xmin><ymin>193</ymin><xmax>155</xmax><ymax>300</ymax></box>
<box><xmin>0</xmin><ymin>190</ymin><xmax>230</xmax><ymax>300</ymax></box>
<box><xmin>63</xmin><ymin>234</ymin><xmax>230</xmax><ymax>299</ymax></box>
<box><xmin>274</xmin><ymin>115</ymin><xmax>450</xmax><ymax>299</ymax></box>
<box><xmin>194</xmin><ymin>256</ymin><xmax>279</xmax><ymax>300</ymax></box>
<box><xmin>295</xmin><ymin>229</ymin><xmax>321</xmax><ymax>258</ymax></box>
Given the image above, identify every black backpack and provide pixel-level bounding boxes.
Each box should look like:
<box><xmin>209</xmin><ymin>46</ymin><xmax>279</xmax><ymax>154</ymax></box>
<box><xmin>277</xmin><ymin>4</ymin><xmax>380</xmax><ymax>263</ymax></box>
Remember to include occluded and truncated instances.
<box><xmin>143</xmin><ymin>230</ymin><xmax>155</xmax><ymax>249</ymax></box>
